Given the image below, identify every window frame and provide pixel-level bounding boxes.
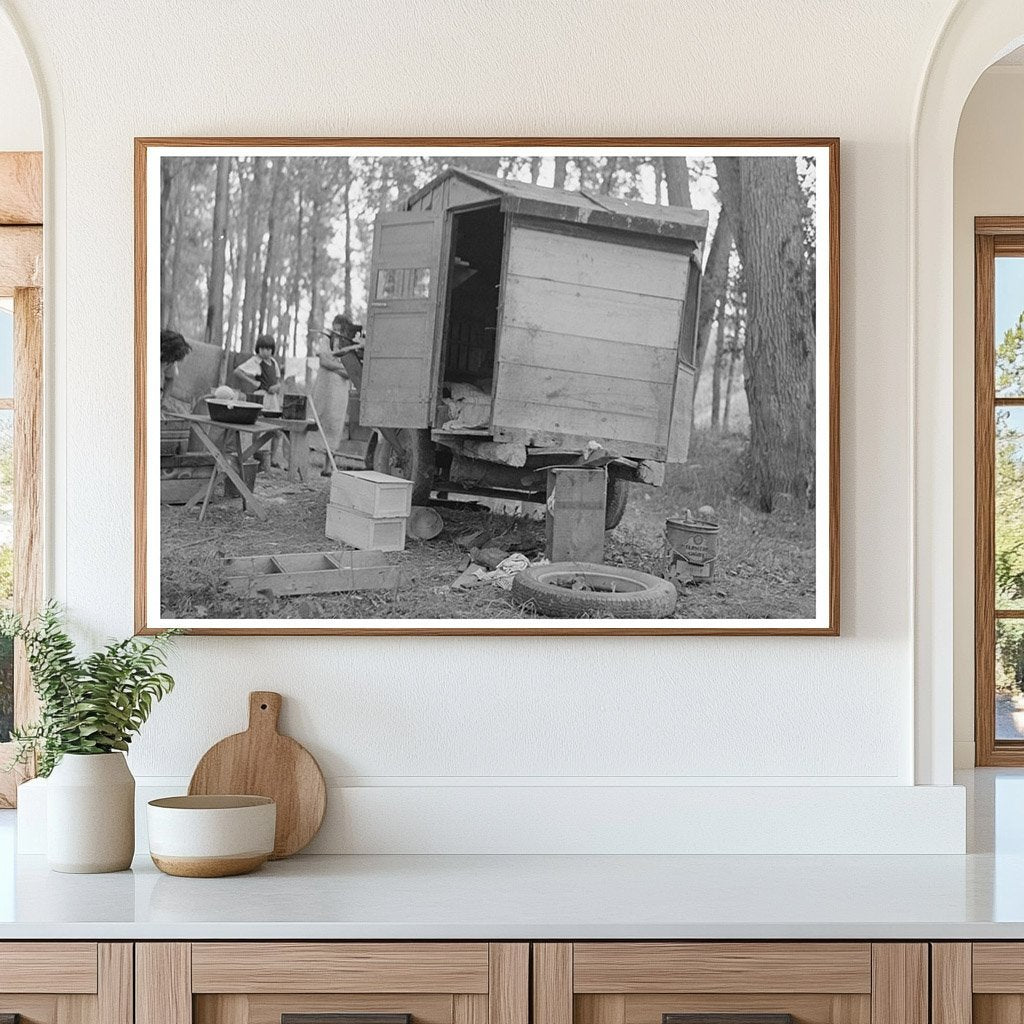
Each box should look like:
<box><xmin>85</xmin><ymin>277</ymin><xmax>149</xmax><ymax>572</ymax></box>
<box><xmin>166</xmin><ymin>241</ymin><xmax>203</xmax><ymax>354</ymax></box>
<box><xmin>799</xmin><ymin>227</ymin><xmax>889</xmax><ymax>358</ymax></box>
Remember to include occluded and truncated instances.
<box><xmin>975</xmin><ymin>217</ymin><xmax>1024</xmax><ymax>765</ymax></box>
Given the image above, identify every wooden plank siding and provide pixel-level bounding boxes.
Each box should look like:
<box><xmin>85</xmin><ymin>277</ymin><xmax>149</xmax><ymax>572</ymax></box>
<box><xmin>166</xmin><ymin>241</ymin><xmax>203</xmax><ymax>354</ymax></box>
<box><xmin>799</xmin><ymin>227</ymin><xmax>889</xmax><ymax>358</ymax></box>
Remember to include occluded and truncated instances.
<box><xmin>505</xmin><ymin>225</ymin><xmax>691</xmax><ymax>299</ymax></box>
<box><xmin>501</xmin><ymin>275</ymin><xmax>684</xmax><ymax>347</ymax></box>
<box><xmin>498</xmin><ymin>326</ymin><xmax>678</xmax><ymax>384</ymax></box>
<box><xmin>493</xmin><ymin>223</ymin><xmax>687</xmax><ymax>456</ymax></box>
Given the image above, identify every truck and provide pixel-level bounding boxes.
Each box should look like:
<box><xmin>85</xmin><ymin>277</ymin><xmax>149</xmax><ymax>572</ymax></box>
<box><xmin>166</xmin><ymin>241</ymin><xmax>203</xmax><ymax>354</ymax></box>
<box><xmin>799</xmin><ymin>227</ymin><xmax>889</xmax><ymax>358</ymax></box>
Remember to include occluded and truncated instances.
<box><xmin>355</xmin><ymin>167</ymin><xmax>709</xmax><ymax>529</ymax></box>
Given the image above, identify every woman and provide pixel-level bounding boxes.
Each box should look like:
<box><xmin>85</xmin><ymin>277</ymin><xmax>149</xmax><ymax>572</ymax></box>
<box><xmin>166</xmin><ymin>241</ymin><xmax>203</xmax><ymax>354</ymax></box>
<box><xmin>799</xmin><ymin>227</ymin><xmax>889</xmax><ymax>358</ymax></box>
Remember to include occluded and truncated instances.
<box><xmin>310</xmin><ymin>313</ymin><xmax>360</xmax><ymax>473</ymax></box>
<box><xmin>159</xmin><ymin>328</ymin><xmax>192</xmax><ymax>418</ymax></box>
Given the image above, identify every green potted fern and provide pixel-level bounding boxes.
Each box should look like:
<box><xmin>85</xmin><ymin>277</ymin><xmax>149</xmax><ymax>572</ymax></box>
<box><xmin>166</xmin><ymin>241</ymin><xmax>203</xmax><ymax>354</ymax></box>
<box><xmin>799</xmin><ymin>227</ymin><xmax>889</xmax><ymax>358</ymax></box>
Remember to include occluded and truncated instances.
<box><xmin>2</xmin><ymin>604</ymin><xmax>178</xmax><ymax>873</ymax></box>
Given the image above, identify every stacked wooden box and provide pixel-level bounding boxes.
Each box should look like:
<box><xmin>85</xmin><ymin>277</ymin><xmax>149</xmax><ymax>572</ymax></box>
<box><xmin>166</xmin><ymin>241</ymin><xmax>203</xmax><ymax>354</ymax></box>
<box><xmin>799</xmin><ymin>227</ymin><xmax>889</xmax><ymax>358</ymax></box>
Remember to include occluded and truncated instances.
<box><xmin>326</xmin><ymin>470</ymin><xmax>413</xmax><ymax>551</ymax></box>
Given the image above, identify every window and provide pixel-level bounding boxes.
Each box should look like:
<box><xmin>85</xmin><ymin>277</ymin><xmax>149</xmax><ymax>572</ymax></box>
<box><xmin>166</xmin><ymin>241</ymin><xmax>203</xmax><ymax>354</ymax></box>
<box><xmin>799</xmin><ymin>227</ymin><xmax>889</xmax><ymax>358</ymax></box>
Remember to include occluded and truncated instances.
<box><xmin>0</xmin><ymin>308</ymin><xmax>12</xmax><ymax>744</ymax></box>
<box><xmin>975</xmin><ymin>220</ymin><xmax>1024</xmax><ymax>764</ymax></box>
<box><xmin>375</xmin><ymin>267</ymin><xmax>430</xmax><ymax>300</ymax></box>
<box><xmin>0</xmin><ymin>149</ymin><xmax>43</xmax><ymax>806</ymax></box>
<box><xmin>0</xmin><ymin>289</ymin><xmax>42</xmax><ymax>807</ymax></box>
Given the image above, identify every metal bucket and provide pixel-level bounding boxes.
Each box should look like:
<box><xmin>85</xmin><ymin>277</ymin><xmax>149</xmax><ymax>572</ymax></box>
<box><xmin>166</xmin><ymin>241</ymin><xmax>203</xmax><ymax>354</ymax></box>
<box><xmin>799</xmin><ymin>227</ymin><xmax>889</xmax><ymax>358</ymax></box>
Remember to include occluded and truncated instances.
<box><xmin>664</xmin><ymin>514</ymin><xmax>720</xmax><ymax>584</ymax></box>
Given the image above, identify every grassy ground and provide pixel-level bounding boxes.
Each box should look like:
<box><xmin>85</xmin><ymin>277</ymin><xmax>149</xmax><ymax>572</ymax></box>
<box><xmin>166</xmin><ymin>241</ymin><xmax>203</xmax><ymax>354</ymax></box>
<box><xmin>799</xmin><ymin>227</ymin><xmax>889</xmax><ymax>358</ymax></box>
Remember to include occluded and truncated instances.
<box><xmin>160</xmin><ymin>430</ymin><xmax>816</xmax><ymax>621</ymax></box>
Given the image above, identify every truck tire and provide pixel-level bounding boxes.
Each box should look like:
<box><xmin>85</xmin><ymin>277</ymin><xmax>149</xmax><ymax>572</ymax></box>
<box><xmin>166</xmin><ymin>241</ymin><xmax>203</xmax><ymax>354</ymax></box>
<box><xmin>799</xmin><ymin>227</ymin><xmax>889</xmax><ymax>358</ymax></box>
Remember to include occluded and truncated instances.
<box><xmin>371</xmin><ymin>428</ymin><xmax>435</xmax><ymax>505</ymax></box>
<box><xmin>511</xmin><ymin>562</ymin><xmax>677</xmax><ymax>619</ymax></box>
<box><xmin>605</xmin><ymin>475</ymin><xmax>630</xmax><ymax>531</ymax></box>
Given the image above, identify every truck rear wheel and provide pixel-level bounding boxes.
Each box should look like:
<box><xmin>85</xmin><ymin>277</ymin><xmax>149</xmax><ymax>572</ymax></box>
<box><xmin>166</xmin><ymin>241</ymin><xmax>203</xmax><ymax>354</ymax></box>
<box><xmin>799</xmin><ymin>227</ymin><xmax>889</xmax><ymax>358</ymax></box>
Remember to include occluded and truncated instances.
<box><xmin>605</xmin><ymin>475</ymin><xmax>630</xmax><ymax>531</ymax></box>
<box><xmin>371</xmin><ymin>428</ymin><xmax>435</xmax><ymax>505</ymax></box>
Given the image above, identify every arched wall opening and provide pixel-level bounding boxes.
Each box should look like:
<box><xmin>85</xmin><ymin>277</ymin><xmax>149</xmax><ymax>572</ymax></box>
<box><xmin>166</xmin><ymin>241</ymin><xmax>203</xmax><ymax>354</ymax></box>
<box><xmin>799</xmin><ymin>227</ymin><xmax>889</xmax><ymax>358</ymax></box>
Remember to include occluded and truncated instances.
<box><xmin>952</xmin><ymin>49</ymin><xmax>1024</xmax><ymax>768</ymax></box>
<box><xmin>914</xmin><ymin>1</ymin><xmax>1024</xmax><ymax>784</ymax></box>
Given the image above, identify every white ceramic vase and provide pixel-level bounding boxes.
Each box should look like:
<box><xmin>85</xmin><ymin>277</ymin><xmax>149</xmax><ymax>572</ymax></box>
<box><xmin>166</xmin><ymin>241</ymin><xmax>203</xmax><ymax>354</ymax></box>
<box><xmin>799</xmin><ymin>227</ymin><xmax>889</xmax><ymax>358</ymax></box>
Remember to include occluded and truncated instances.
<box><xmin>46</xmin><ymin>752</ymin><xmax>135</xmax><ymax>873</ymax></box>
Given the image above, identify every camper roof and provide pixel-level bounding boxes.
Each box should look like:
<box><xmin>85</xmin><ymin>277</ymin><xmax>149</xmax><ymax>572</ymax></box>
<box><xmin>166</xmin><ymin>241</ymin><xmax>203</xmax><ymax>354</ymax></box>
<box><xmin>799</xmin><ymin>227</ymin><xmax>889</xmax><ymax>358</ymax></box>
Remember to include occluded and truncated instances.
<box><xmin>402</xmin><ymin>167</ymin><xmax>709</xmax><ymax>245</ymax></box>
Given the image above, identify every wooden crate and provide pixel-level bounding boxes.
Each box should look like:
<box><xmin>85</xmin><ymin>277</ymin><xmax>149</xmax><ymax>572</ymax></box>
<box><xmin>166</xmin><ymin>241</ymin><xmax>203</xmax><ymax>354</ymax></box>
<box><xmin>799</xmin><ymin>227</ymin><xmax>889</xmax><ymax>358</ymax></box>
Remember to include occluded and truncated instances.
<box><xmin>546</xmin><ymin>467</ymin><xmax>606</xmax><ymax>562</ymax></box>
<box><xmin>326</xmin><ymin>503</ymin><xmax>407</xmax><ymax>551</ymax></box>
<box><xmin>160</xmin><ymin>453</ymin><xmax>214</xmax><ymax>505</ymax></box>
<box><xmin>331</xmin><ymin>470</ymin><xmax>414</xmax><ymax>518</ymax></box>
<box><xmin>223</xmin><ymin>550</ymin><xmax>398</xmax><ymax>596</ymax></box>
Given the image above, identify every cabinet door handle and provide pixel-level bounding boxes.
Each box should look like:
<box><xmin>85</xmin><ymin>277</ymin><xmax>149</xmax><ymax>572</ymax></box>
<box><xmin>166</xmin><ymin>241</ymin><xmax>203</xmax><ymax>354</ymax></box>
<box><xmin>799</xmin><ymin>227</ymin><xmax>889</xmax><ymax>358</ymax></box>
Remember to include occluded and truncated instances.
<box><xmin>283</xmin><ymin>1016</ymin><xmax>411</xmax><ymax>1024</ymax></box>
<box><xmin>664</xmin><ymin>1016</ymin><xmax>795</xmax><ymax>1024</ymax></box>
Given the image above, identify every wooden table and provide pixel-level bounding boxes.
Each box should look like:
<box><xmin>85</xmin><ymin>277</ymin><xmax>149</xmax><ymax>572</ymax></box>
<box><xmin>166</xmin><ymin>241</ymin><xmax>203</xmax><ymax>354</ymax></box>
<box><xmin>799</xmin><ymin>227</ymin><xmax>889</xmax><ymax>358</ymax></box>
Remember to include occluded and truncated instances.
<box><xmin>177</xmin><ymin>413</ymin><xmax>312</xmax><ymax>521</ymax></box>
<box><xmin>261</xmin><ymin>415</ymin><xmax>315</xmax><ymax>483</ymax></box>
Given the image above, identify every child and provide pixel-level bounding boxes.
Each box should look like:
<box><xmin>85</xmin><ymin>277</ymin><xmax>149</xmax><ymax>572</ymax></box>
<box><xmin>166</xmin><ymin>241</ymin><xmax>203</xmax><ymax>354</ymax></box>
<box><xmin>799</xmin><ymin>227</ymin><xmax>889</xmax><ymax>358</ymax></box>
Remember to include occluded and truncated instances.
<box><xmin>234</xmin><ymin>334</ymin><xmax>283</xmax><ymax>411</ymax></box>
<box><xmin>234</xmin><ymin>334</ymin><xmax>284</xmax><ymax>468</ymax></box>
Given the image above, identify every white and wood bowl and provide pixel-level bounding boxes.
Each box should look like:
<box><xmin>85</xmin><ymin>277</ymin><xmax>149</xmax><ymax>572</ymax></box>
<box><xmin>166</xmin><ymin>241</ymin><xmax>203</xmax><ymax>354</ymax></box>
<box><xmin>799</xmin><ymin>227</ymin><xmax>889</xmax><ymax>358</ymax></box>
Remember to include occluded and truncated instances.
<box><xmin>147</xmin><ymin>795</ymin><xmax>276</xmax><ymax>877</ymax></box>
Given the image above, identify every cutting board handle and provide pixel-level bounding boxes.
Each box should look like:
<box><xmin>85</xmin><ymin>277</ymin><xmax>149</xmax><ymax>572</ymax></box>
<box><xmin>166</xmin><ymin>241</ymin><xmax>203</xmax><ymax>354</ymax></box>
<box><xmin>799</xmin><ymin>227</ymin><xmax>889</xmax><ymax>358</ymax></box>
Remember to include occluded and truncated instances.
<box><xmin>248</xmin><ymin>691</ymin><xmax>282</xmax><ymax>734</ymax></box>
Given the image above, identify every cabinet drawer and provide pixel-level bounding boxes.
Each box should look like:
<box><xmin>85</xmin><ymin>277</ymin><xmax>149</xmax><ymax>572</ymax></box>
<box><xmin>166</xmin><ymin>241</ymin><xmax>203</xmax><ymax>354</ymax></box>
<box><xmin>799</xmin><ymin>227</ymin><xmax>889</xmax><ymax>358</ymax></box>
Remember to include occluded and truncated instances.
<box><xmin>191</xmin><ymin>943</ymin><xmax>490</xmax><ymax>993</ymax></box>
<box><xmin>0</xmin><ymin>943</ymin><xmax>130</xmax><ymax>1024</ymax></box>
<box><xmin>139</xmin><ymin>943</ymin><xmax>528</xmax><ymax>1024</ymax></box>
<box><xmin>0</xmin><ymin>942</ymin><xmax>98</xmax><ymax>994</ymax></box>
<box><xmin>534</xmin><ymin>944</ymin><xmax>926</xmax><ymax>1024</ymax></box>
<box><xmin>572</xmin><ymin>944</ymin><xmax>872</xmax><ymax>994</ymax></box>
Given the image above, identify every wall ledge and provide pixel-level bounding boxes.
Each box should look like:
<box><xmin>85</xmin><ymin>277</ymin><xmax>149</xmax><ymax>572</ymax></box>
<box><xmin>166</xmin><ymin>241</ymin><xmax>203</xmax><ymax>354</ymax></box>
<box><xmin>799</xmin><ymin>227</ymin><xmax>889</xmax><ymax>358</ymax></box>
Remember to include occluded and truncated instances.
<box><xmin>18</xmin><ymin>778</ymin><xmax>967</xmax><ymax>856</ymax></box>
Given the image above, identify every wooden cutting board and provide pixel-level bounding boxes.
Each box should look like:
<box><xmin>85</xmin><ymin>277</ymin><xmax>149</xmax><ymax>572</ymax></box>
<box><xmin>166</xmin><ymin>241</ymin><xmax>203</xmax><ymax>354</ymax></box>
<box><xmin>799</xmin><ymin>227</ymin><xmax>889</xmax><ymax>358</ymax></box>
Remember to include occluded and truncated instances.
<box><xmin>188</xmin><ymin>691</ymin><xmax>326</xmax><ymax>859</ymax></box>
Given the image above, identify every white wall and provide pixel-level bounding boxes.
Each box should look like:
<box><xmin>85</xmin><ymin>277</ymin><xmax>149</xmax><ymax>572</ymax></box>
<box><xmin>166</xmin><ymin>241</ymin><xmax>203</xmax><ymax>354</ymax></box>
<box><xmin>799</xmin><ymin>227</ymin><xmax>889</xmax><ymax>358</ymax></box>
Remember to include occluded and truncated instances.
<box><xmin>0</xmin><ymin>10</ymin><xmax>40</xmax><ymax>152</ymax></box>
<box><xmin>0</xmin><ymin>0</ymin><xmax>973</xmax><ymax>852</ymax></box>
<box><xmin>952</xmin><ymin>65</ymin><xmax>1024</xmax><ymax>767</ymax></box>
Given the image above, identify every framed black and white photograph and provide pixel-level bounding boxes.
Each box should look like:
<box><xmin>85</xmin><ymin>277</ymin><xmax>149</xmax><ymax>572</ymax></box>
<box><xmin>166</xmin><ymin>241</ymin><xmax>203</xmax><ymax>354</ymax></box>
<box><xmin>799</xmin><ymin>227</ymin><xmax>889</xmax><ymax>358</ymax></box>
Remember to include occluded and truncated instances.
<box><xmin>135</xmin><ymin>138</ymin><xmax>838</xmax><ymax>635</ymax></box>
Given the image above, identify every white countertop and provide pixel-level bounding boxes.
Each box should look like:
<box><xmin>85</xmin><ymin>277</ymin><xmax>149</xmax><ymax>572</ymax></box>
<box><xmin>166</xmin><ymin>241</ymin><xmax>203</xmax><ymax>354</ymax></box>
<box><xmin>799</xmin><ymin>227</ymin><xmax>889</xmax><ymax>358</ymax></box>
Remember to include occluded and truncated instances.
<box><xmin>0</xmin><ymin>849</ymin><xmax>1022</xmax><ymax>940</ymax></box>
<box><xmin>0</xmin><ymin>769</ymin><xmax>1021</xmax><ymax>941</ymax></box>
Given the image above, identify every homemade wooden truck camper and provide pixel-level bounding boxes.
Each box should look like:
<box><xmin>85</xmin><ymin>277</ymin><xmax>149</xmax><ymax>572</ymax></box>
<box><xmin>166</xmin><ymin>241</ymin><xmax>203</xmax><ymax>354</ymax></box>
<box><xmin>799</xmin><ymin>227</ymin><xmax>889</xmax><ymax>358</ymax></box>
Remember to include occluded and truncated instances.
<box><xmin>359</xmin><ymin>168</ymin><xmax>709</xmax><ymax>528</ymax></box>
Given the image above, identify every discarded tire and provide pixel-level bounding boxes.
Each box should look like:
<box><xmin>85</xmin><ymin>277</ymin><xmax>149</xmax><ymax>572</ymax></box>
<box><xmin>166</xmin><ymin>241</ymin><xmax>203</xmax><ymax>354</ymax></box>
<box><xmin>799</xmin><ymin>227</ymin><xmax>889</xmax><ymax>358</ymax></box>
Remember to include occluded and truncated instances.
<box><xmin>511</xmin><ymin>562</ymin><xmax>678</xmax><ymax>619</ymax></box>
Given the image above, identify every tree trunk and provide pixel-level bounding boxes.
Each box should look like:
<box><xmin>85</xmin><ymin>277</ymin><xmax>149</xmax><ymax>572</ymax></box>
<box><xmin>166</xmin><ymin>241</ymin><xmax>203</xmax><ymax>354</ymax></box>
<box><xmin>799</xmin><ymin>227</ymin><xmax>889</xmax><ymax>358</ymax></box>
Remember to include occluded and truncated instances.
<box><xmin>166</xmin><ymin>200</ymin><xmax>184</xmax><ymax>332</ymax></box>
<box><xmin>258</xmin><ymin>158</ymin><xmax>285</xmax><ymax>336</ymax></box>
<box><xmin>289</xmin><ymin>187</ymin><xmax>305</xmax><ymax>357</ymax></box>
<box><xmin>600</xmin><ymin>157</ymin><xmax>617</xmax><ymax>194</ymax></box>
<box><xmin>529</xmin><ymin>156</ymin><xmax>542</xmax><ymax>184</ymax></box>
<box><xmin>662</xmin><ymin>157</ymin><xmax>692</xmax><ymax>207</ymax></box>
<box><xmin>305</xmin><ymin>176</ymin><xmax>326</xmax><ymax>361</ymax></box>
<box><xmin>691</xmin><ymin>215</ymin><xmax>735</xmax><ymax>393</ymax></box>
<box><xmin>226</xmin><ymin>161</ymin><xmax>246</xmax><ymax>350</ymax></box>
<box><xmin>710</xmin><ymin>302</ymin><xmax>729</xmax><ymax>431</ymax></box>
<box><xmin>722</xmin><ymin>325</ymin><xmax>740</xmax><ymax>432</ymax></box>
<box><xmin>204</xmin><ymin>156</ymin><xmax>231</xmax><ymax>347</ymax></box>
<box><xmin>159</xmin><ymin>162</ymin><xmax>178</xmax><ymax>329</ymax></box>
<box><xmin>729</xmin><ymin>156</ymin><xmax>815</xmax><ymax>511</ymax></box>
<box><xmin>342</xmin><ymin>158</ymin><xmax>353</xmax><ymax>315</ymax></box>
<box><xmin>553</xmin><ymin>157</ymin><xmax>568</xmax><ymax>189</ymax></box>
<box><xmin>240</xmin><ymin>157</ymin><xmax>266</xmax><ymax>352</ymax></box>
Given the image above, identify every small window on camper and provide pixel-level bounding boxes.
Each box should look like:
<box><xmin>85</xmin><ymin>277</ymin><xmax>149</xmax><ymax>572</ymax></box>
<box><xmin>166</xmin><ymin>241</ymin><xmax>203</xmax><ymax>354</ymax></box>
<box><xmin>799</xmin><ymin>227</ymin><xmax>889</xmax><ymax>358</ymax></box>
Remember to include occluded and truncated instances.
<box><xmin>375</xmin><ymin>267</ymin><xmax>430</xmax><ymax>300</ymax></box>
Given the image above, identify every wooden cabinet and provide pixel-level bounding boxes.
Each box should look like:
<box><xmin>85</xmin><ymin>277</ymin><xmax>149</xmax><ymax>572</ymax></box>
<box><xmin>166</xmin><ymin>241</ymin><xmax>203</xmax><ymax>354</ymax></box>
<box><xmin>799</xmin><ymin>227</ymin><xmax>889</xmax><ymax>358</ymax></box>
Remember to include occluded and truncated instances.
<box><xmin>532</xmin><ymin>944</ymin><xmax>928</xmax><ymax>1024</ymax></box>
<box><xmin>136</xmin><ymin>944</ymin><xmax>528</xmax><ymax>1024</ymax></box>
<box><xmin>0</xmin><ymin>942</ymin><xmax>131</xmax><ymax>1024</ymax></box>
<box><xmin>932</xmin><ymin>943</ymin><xmax>1024</xmax><ymax>1024</ymax></box>
<box><xmin>0</xmin><ymin>937</ymin><xmax>970</xmax><ymax>1024</ymax></box>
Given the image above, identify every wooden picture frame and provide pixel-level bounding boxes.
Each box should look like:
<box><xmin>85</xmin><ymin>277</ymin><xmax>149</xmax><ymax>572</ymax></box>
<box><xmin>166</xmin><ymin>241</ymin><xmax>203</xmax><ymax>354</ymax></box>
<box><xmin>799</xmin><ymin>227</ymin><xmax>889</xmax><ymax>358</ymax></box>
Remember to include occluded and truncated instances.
<box><xmin>135</xmin><ymin>138</ymin><xmax>839</xmax><ymax>636</ymax></box>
